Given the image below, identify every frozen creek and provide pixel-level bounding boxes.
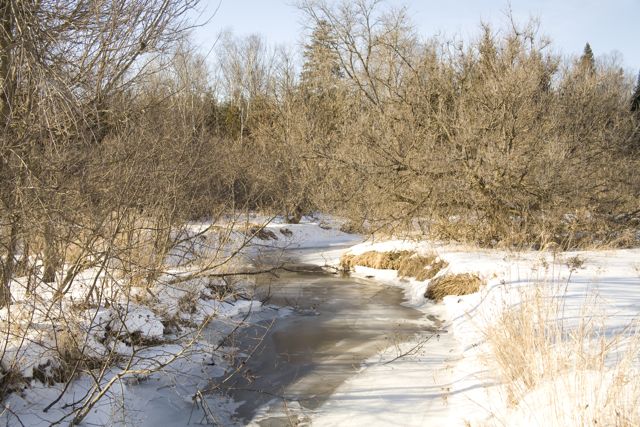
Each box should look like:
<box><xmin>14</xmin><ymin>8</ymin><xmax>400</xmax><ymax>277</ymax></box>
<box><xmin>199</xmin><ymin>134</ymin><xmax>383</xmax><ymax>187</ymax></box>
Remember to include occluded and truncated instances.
<box><xmin>209</xmin><ymin>259</ymin><xmax>443</xmax><ymax>426</ymax></box>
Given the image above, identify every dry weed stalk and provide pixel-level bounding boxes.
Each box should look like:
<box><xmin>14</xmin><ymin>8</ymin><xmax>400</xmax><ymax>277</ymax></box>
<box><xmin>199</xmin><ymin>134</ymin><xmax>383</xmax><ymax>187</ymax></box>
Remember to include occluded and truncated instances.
<box><xmin>483</xmin><ymin>285</ymin><xmax>640</xmax><ymax>426</ymax></box>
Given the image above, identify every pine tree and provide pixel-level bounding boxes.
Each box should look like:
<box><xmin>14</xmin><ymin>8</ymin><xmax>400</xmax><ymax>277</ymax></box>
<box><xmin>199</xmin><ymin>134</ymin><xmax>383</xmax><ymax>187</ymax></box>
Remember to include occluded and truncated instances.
<box><xmin>631</xmin><ymin>71</ymin><xmax>640</xmax><ymax>112</ymax></box>
<box><xmin>478</xmin><ymin>25</ymin><xmax>497</xmax><ymax>75</ymax></box>
<box><xmin>579</xmin><ymin>42</ymin><xmax>596</xmax><ymax>76</ymax></box>
<box><xmin>300</xmin><ymin>20</ymin><xmax>343</xmax><ymax>94</ymax></box>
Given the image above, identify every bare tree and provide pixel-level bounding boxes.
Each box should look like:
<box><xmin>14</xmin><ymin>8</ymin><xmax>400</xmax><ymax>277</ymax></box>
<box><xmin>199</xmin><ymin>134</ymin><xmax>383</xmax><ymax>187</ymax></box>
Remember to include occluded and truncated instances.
<box><xmin>299</xmin><ymin>0</ymin><xmax>639</xmax><ymax>247</ymax></box>
<box><xmin>0</xmin><ymin>0</ymin><xmax>201</xmax><ymax>303</ymax></box>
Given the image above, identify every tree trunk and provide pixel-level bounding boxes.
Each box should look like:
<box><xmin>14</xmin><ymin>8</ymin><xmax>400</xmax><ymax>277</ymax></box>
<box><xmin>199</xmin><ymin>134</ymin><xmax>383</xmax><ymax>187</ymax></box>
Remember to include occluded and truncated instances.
<box><xmin>0</xmin><ymin>0</ymin><xmax>15</xmax><ymax>126</ymax></box>
<box><xmin>0</xmin><ymin>0</ymin><xmax>16</xmax><ymax>308</ymax></box>
<box><xmin>0</xmin><ymin>217</ymin><xmax>18</xmax><ymax>307</ymax></box>
<box><xmin>43</xmin><ymin>222</ymin><xmax>58</xmax><ymax>284</ymax></box>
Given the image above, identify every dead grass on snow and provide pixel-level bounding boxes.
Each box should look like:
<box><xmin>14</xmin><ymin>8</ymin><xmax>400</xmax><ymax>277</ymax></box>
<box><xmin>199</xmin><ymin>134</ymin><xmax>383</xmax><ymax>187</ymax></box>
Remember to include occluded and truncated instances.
<box><xmin>425</xmin><ymin>273</ymin><xmax>484</xmax><ymax>302</ymax></box>
<box><xmin>340</xmin><ymin>250</ymin><xmax>448</xmax><ymax>281</ymax></box>
<box><xmin>482</xmin><ymin>285</ymin><xmax>640</xmax><ymax>426</ymax></box>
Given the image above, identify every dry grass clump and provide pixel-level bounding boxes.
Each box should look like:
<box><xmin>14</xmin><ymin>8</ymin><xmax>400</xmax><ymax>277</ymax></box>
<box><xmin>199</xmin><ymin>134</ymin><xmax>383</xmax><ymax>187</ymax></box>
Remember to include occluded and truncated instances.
<box><xmin>0</xmin><ymin>365</ymin><xmax>26</xmax><ymax>401</ymax></box>
<box><xmin>339</xmin><ymin>220</ymin><xmax>364</xmax><ymax>234</ymax></box>
<box><xmin>425</xmin><ymin>273</ymin><xmax>484</xmax><ymax>302</ymax></box>
<box><xmin>340</xmin><ymin>250</ymin><xmax>412</xmax><ymax>271</ymax></box>
<box><xmin>565</xmin><ymin>254</ymin><xmax>586</xmax><ymax>270</ymax></box>
<box><xmin>398</xmin><ymin>256</ymin><xmax>448</xmax><ymax>281</ymax></box>
<box><xmin>52</xmin><ymin>330</ymin><xmax>107</xmax><ymax>382</ymax></box>
<box><xmin>483</xmin><ymin>286</ymin><xmax>640</xmax><ymax>426</ymax></box>
<box><xmin>279</xmin><ymin>227</ymin><xmax>293</xmax><ymax>237</ymax></box>
<box><xmin>486</xmin><ymin>288</ymin><xmax>567</xmax><ymax>399</ymax></box>
<box><xmin>246</xmin><ymin>225</ymin><xmax>278</xmax><ymax>241</ymax></box>
<box><xmin>106</xmin><ymin>222</ymin><xmax>170</xmax><ymax>287</ymax></box>
<box><xmin>340</xmin><ymin>250</ymin><xmax>448</xmax><ymax>281</ymax></box>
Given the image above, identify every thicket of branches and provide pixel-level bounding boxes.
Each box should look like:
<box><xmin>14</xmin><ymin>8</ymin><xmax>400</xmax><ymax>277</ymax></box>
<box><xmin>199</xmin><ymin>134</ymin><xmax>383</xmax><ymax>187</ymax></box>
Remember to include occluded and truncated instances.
<box><xmin>290</xmin><ymin>0</ymin><xmax>640</xmax><ymax>248</ymax></box>
<box><xmin>3</xmin><ymin>1</ymin><xmax>638</xmax><ymax>302</ymax></box>
<box><xmin>183</xmin><ymin>0</ymin><xmax>640</xmax><ymax>249</ymax></box>
<box><xmin>0</xmin><ymin>0</ymin><xmax>262</xmax><ymax>421</ymax></box>
<box><xmin>0</xmin><ymin>0</ymin><xmax>210</xmax><ymax>301</ymax></box>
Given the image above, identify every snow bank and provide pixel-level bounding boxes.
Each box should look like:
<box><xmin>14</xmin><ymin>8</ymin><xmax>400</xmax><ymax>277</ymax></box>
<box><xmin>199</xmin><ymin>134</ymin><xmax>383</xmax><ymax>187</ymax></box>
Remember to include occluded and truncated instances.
<box><xmin>331</xmin><ymin>238</ymin><xmax>640</xmax><ymax>425</ymax></box>
<box><xmin>0</xmin><ymin>216</ymin><xmax>277</xmax><ymax>426</ymax></box>
<box><xmin>4</xmin><ymin>216</ymin><xmax>637</xmax><ymax>426</ymax></box>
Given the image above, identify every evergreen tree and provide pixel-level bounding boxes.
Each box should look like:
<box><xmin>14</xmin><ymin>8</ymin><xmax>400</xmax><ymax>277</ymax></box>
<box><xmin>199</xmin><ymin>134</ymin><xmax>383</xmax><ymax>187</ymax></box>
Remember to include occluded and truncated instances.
<box><xmin>478</xmin><ymin>25</ymin><xmax>497</xmax><ymax>74</ymax></box>
<box><xmin>631</xmin><ymin>71</ymin><xmax>640</xmax><ymax>112</ymax></box>
<box><xmin>300</xmin><ymin>20</ymin><xmax>343</xmax><ymax>93</ymax></box>
<box><xmin>579</xmin><ymin>42</ymin><xmax>596</xmax><ymax>76</ymax></box>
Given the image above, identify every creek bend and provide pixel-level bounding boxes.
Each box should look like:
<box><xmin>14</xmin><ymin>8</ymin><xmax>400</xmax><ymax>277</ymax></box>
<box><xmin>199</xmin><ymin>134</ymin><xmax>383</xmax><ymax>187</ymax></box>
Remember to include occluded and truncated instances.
<box><xmin>209</xmin><ymin>259</ymin><xmax>439</xmax><ymax>426</ymax></box>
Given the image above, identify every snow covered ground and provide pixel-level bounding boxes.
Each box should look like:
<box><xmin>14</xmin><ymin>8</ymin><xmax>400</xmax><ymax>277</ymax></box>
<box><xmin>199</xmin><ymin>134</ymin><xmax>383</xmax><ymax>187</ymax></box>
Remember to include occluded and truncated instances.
<box><xmin>1</xmin><ymin>215</ymin><xmax>638</xmax><ymax>425</ymax></box>
<box><xmin>310</xmin><ymin>238</ymin><xmax>640</xmax><ymax>426</ymax></box>
<box><xmin>0</xmin><ymin>214</ymin><xmax>361</xmax><ymax>426</ymax></box>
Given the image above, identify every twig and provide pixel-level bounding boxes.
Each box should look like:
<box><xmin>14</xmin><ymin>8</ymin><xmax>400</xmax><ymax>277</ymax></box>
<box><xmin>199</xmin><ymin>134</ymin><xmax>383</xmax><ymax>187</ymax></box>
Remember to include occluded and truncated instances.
<box><xmin>383</xmin><ymin>333</ymin><xmax>438</xmax><ymax>365</ymax></box>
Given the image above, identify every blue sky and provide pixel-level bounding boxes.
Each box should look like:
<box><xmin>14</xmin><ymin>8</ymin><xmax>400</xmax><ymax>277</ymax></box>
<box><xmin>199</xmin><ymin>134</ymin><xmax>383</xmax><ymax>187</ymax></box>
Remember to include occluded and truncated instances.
<box><xmin>190</xmin><ymin>0</ymin><xmax>640</xmax><ymax>73</ymax></box>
